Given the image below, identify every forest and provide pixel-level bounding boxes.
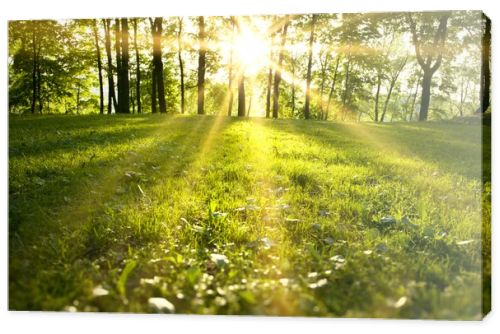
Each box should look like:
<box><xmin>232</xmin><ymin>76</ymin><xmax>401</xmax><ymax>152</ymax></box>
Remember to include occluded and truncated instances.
<box><xmin>8</xmin><ymin>11</ymin><xmax>490</xmax><ymax>120</ymax></box>
<box><xmin>8</xmin><ymin>11</ymin><xmax>490</xmax><ymax>319</ymax></box>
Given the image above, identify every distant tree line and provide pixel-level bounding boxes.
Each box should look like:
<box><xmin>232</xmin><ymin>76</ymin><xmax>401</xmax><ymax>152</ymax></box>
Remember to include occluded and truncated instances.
<box><xmin>8</xmin><ymin>11</ymin><xmax>491</xmax><ymax>121</ymax></box>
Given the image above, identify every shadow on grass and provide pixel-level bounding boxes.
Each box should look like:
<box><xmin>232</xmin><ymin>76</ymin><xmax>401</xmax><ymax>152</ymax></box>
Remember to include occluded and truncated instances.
<box><xmin>270</xmin><ymin>120</ymin><xmax>483</xmax><ymax>180</ymax></box>
<box><xmin>9</xmin><ymin>115</ymin><xmax>232</xmax><ymax>310</ymax></box>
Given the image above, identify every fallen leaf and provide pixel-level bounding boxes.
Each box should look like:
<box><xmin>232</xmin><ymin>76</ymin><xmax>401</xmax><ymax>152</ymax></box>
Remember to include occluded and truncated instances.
<box><xmin>323</xmin><ymin>237</ymin><xmax>335</xmax><ymax>245</ymax></box>
<box><xmin>330</xmin><ymin>255</ymin><xmax>345</xmax><ymax>263</ymax></box>
<box><xmin>148</xmin><ymin>297</ymin><xmax>175</xmax><ymax>313</ymax></box>
<box><xmin>92</xmin><ymin>285</ymin><xmax>109</xmax><ymax>297</ymax></box>
<box><xmin>394</xmin><ymin>296</ymin><xmax>408</xmax><ymax>308</ymax></box>
<box><xmin>210</xmin><ymin>253</ymin><xmax>229</xmax><ymax>267</ymax></box>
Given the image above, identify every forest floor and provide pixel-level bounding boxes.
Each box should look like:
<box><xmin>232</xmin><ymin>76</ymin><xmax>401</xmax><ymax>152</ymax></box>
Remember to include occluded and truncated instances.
<box><xmin>9</xmin><ymin>114</ymin><xmax>490</xmax><ymax>319</ymax></box>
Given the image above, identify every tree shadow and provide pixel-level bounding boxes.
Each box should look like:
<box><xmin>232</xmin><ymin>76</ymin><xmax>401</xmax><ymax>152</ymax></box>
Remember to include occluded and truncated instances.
<box><xmin>269</xmin><ymin>120</ymin><xmax>483</xmax><ymax>181</ymax></box>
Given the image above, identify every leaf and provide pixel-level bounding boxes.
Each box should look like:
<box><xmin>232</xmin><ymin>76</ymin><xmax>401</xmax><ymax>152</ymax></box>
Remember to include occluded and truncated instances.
<box><xmin>92</xmin><ymin>285</ymin><xmax>109</xmax><ymax>297</ymax></box>
<box><xmin>330</xmin><ymin>255</ymin><xmax>345</xmax><ymax>263</ymax></box>
<box><xmin>211</xmin><ymin>211</ymin><xmax>227</xmax><ymax>218</ymax></box>
<box><xmin>210</xmin><ymin>253</ymin><xmax>229</xmax><ymax>267</ymax></box>
<box><xmin>279</xmin><ymin>278</ymin><xmax>290</xmax><ymax>287</ymax></box>
<box><xmin>140</xmin><ymin>276</ymin><xmax>162</xmax><ymax>286</ymax></box>
<box><xmin>260</xmin><ymin>237</ymin><xmax>273</xmax><ymax>250</ymax></box>
<box><xmin>380</xmin><ymin>216</ymin><xmax>396</xmax><ymax>225</ymax></box>
<box><xmin>117</xmin><ymin>260</ymin><xmax>137</xmax><ymax>298</ymax></box>
<box><xmin>148</xmin><ymin>297</ymin><xmax>175</xmax><ymax>313</ymax></box>
<box><xmin>394</xmin><ymin>296</ymin><xmax>408</xmax><ymax>308</ymax></box>
<box><xmin>137</xmin><ymin>184</ymin><xmax>145</xmax><ymax>196</ymax></box>
<box><xmin>323</xmin><ymin>237</ymin><xmax>335</xmax><ymax>245</ymax></box>
<box><xmin>308</xmin><ymin>278</ymin><xmax>328</xmax><ymax>289</ymax></box>
<box><xmin>456</xmin><ymin>239</ymin><xmax>474</xmax><ymax>246</ymax></box>
<box><xmin>307</xmin><ymin>272</ymin><xmax>319</xmax><ymax>279</ymax></box>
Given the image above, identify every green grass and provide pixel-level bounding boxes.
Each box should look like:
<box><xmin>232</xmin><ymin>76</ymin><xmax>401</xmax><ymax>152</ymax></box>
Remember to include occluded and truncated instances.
<box><xmin>9</xmin><ymin>114</ymin><xmax>489</xmax><ymax>319</ymax></box>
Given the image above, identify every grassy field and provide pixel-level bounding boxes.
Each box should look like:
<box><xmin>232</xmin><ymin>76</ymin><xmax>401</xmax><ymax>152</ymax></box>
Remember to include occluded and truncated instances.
<box><xmin>8</xmin><ymin>114</ymin><xmax>490</xmax><ymax>319</ymax></box>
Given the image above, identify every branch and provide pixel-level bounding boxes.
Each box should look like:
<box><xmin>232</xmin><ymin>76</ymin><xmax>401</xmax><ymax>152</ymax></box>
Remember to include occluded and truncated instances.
<box><xmin>406</xmin><ymin>13</ymin><xmax>427</xmax><ymax>70</ymax></box>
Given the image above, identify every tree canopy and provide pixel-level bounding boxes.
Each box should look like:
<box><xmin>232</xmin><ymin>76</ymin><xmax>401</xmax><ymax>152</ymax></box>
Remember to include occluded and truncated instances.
<box><xmin>8</xmin><ymin>11</ymin><xmax>490</xmax><ymax>121</ymax></box>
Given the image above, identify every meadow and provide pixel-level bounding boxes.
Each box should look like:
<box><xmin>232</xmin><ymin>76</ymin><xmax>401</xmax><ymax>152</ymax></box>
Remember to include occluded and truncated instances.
<box><xmin>9</xmin><ymin>114</ymin><xmax>490</xmax><ymax>319</ymax></box>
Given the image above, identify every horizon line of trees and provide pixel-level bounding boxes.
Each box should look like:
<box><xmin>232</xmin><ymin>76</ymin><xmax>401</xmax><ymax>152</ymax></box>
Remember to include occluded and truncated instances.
<box><xmin>8</xmin><ymin>11</ymin><xmax>491</xmax><ymax>122</ymax></box>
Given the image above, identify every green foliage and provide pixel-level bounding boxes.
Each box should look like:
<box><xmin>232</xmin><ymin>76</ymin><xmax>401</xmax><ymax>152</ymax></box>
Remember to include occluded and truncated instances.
<box><xmin>8</xmin><ymin>12</ymin><xmax>484</xmax><ymax>120</ymax></box>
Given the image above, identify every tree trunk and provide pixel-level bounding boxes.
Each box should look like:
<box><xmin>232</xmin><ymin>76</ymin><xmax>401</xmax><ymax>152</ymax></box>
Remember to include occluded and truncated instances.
<box><xmin>479</xmin><ymin>14</ymin><xmax>491</xmax><ymax>113</ymax></box>
<box><xmin>325</xmin><ymin>56</ymin><xmax>340</xmax><ymax>121</ymax></box>
<box><xmin>265</xmin><ymin>34</ymin><xmax>274</xmax><ymax>118</ymax></box>
<box><xmin>114</xmin><ymin>19</ymin><xmax>122</xmax><ymax>113</ymax></box>
<box><xmin>408</xmin><ymin>13</ymin><xmax>450</xmax><ymax>121</ymax></box>
<box><xmin>151</xmin><ymin>18</ymin><xmax>166</xmax><ymax>114</ymax></box>
<box><xmin>409</xmin><ymin>74</ymin><xmax>421</xmax><ymax>121</ymax></box>
<box><xmin>197</xmin><ymin>16</ymin><xmax>206</xmax><ymax>115</ymax></box>
<box><xmin>151</xmin><ymin>61</ymin><xmax>157</xmax><ymax>113</ymax></box>
<box><xmin>118</xmin><ymin>18</ymin><xmax>130</xmax><ymax>113</ymax></box>
<box><xmin>76</xmin><ymin>84</ymin><xmax>81</xmax><ymax>115</ymax></box>
<box><xmin>381</xmin><ymin>57</ymin><xmax>407</xmax><ymax>122</ymax></box>
<box><xmin>247</xmin><ymin>90</ymin><xmax>252</xmax><ymax>117</ymax></box>
<box><xmin>304</xmin><ymin>14</ymin><xmax>317</xmax><ymax>120</ymax></box>
<box><xmin>178</xmin><ymin>18</ymin><xmax>185</xmax><ymax>114</ymax></box>
<box><xmin>237</xmin><ymin>71</ymin><xmax>246</xmax><ymax>117</ymax></box>
<box><xmin>93</xmin><ymin>20</ymin><xmax>104</xmax><ymax>114</ymax></box>
<box><xmin>419</xmin><ymin>71</ymin><xmax>432</xmax><ymax>121</ymax></box>
<box><xmin>30</xmin><ymin>25</ymin><xmax>37</xmax><ymax>114</ymax></box>
<box><xmin>291</xmin><ymin>61</ymin><xmax>296</xmax><ymax>116</ymax></box>
<box><xmin>130</xmin><ymin>71</ymin><xmax>135</xmax><ymax>113</ymax></box>
<box><xmin>318</xmin><ymin>53</ymin><xmax>330</xmax><ymax>120</ymax></box>
<box><xmin>265</xmin><ymin>66</ymin><xmax>273</xmax><ymax>118</ymax></box>
<box><xmin>272</xmin><ymin>21</ymin><xmax>289</xmax><ymax>119</ymax></box>
<box><xmin>341</xmin><ymin>59</ymin><xmax>351</xmax><ymax>120</ymax></box>
<box><xmin>374</xmin><ymin>73</ymin><xmax>381</xmax><ymax>122</ymax></box>
<box><xmin>380</xmin><ymin>81</ymin><xmax>395</xmax><ymax>122</ymax></box>
<box><xmin>133</xmin><ymin>19</ymin><xmax>141</xmax><ymax>114</ymax></box>
<box><xmin>36</xmin><ymin>53</ymin><xmax>42</xmax><ymax>113</ymax></box>
<box><xmin>227</xmin><ymin>17</ymin><xmax>235</xmax><ymax>117</ymax></box>
<box><xmin>103</xmin><ymin>19</ymin><xmax>117</xmax><ymax>114</ymax></box>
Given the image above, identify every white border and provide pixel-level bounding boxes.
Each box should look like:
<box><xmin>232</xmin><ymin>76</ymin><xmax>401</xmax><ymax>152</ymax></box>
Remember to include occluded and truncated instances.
<box><xmin>1</xmin><ymin>1</ymin><xmax>498</xmax><ymax>333</ymax></box>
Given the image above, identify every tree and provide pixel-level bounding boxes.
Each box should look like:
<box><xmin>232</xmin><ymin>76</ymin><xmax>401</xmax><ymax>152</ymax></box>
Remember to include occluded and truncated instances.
<box><xmin>197</xmin><ymin>16</ymin><xmax>206</xmax><ymax>115</ymax></box>
<box><xmin>408</xmin><ymin>12</ymin><xmax>451</xmax><ymax>121</ymax></box>
<box><xmin>304</xmin><ymin>14</ymin><xmax>318</xmax><ymax>119</ymax></box>
<box><xmin>272</xmin><ymin>18</ymin><xmax>290</xmax><ymax>119</ymax></box>
<box><xmin>380</xmin><ymin>55</ymin><xmax>407</xmax><ymax>122</ymax></box>
<box><xmin>31</xmin><ymin>21</ymin><xmax>41</xmax><ymax>113</ymax></box>
<box><xmin>177</xmin><ymin>17</ymin><xmax>185</xmax><ymax>114</ymax></box>
<box><xmin>265</xmin><ymin>33</ymin><xmax>275</xmax><ymax>118</ymax></box>
<box><xmin>325</xmin><ymin>56</ymin><xmax>341</xmax><ymax>120</ymax></box>
<box><xmin>317</xmin><ymin>49</ymin><xmax>330</xmax><ymax>120</ymax></box>
<box><xmin>103</xmin><ymin>19</ymin><xmax>118</xmax><ymax>114</ymax></box>
<box><xmin>150</xmin><ymin>17</ymin><xmax>167</xmax><ymax>114</ymax></box>
<box><xmin>92</xmin><ymin>20</ymin><xmax>104</xmax><ymax>114</ymax></box>
<box><xmin>117</xmin><ymin>18</ymin><xmax>130</xmax><ymax>113</ymax></box>
<box><xmin>479</xmin><ymin>14</ymin><xmax>491</xmax><ymax>113</ymax></box>
<box><xmin>114</xmin><ymin>19</ymin><xmax>122</xmax><ymax>112</ymax></box>
<box><xmin>132</xmin><ymin>19</ymin><xmax>141</xmax><ymax>114</ymax></box>
<box><xmin>227</xmin><ymin>16</ymin><xmax>235</xmax><ymax>116</ymax></box>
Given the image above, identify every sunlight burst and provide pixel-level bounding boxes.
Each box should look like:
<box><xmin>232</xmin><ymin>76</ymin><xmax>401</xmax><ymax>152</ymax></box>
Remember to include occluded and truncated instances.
<box><xmin>234</xmin><ymin>27</ymin><xmax>269</xmax><ymax>75</ymax></box>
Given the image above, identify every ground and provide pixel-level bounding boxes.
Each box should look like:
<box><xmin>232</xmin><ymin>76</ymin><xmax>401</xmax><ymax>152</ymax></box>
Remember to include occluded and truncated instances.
<box><xmin>8</xmin><ymin>114</ymin><xmax>490</xmax><ymax>319</ymax></box>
